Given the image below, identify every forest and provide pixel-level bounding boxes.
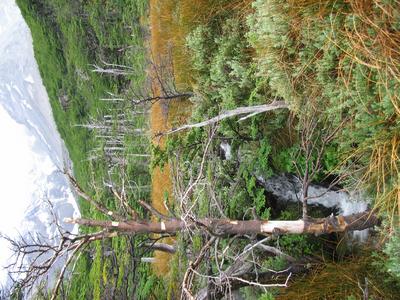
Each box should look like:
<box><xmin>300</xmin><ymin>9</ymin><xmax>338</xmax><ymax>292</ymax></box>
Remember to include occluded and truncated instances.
<box><xmin>9</xmin><ymin>0</ymin><xmax>400</xmax><ymax>299</ymax></box>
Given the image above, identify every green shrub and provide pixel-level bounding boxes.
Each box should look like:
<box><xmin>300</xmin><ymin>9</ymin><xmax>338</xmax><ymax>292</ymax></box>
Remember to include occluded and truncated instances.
<box><xmin>279</xmin><ymin>234</ymin><xmax>318</xmax><ymax>258</ymax></box>
<box><xmin>383</xmin><ymin>228</ymin><xmax>400</xmax><ymax>279</ymax></box>
<box><xmin>246</xmin><ymin>0</ymin><xmax>400</xmax><ymax>220</ymax></box>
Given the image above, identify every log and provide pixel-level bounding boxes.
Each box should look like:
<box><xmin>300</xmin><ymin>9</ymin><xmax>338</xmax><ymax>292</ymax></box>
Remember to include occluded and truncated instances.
<box><xmin>163</xmin><ymin>101</ymin><xmax>288</xmax><ymax>135</ymax></box>
<box><xmin>64</xmin><ymin>211</ymin><xmax>378</xmax><ymax>236</ymax></box>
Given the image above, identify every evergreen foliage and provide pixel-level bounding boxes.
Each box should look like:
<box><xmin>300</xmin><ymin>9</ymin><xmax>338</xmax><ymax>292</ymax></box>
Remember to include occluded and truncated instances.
<box><xmin>247</xmin><ymin>0</ymin><xmax>400</xmax><ymax>221</ymax></box>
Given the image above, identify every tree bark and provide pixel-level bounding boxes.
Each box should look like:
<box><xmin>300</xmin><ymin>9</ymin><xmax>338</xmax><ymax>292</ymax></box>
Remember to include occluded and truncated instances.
<box><xmin>163</xmin><ymin>101</ymin><xmax>288</xmax><ymax>135</ymax></box>
<box><xmin>145</xmin><ymin>242</ymin><xmax>176</xmax><ymax>254</ymax></box>
<box><xmin>64</xmin><ymin>211</ymin><xmax>378</xmax><ymax>236</ymax></box>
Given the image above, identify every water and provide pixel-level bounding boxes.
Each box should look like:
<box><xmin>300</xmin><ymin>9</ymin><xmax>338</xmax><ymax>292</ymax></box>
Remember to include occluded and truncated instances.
<box><xmin>0</xmin><ymin>0</ymin><xmax>80</xmax><ymax>292</ymax></box>
<box><xmin>257</xmin><ymin>174</ymin><xmax>370</xmax><ymax>242</ymax></box>
<box><xmin>220</xmin><ymin>141</ymin><xmax>232</xmax><ymax>160</ymax></box>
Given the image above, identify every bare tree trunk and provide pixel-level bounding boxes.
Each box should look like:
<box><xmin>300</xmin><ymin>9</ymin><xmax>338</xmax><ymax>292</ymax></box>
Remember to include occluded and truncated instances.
<box><xmin>65</xmin><ymin>211</ymin><xmax>378</xmax><ymax>236</ymax></box>
<box><xmin>140</xmin><ymin>257</ymin><xmax>156</xmax><ymax>263</ymax></box>
<box><xmin>131</xmin><ymin>92</ymin><xmax>193</xmax><ymax>105</ymax></box>
<box><xmin>145</xmin><ymin>242</ymin><xmax>176</xmax><ymax>254</ymax></box>
<box><xmin>162</xmin><ymin>101</ymin><xmax>288</xmax><ymax>135</ymax></box>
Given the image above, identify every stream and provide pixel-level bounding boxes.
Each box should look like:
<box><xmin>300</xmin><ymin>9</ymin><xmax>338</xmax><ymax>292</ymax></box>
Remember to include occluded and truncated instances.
<box><xmin>257</xmin><ymin>173</ymin><xmax>370</xmax><ymax>242</ymax></box>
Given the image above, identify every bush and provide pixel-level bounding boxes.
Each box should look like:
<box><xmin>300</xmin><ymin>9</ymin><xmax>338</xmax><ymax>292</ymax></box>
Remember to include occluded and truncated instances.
<box><xmin>247</xmin><ymin>0</ymin><xmax>400</xmax><ymax>220</ymax></box>
<box><xmin>384</xmin><ymin>228</ymin><xmax>400</xmax><ymax>279</ymax></box>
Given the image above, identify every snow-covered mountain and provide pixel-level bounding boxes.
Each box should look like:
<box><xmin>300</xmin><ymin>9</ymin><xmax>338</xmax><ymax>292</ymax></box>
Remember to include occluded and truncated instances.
<box><xmin>0</xmin><ymin>0</ymin><xmax>80</xmax><ymax>292</ymax></box>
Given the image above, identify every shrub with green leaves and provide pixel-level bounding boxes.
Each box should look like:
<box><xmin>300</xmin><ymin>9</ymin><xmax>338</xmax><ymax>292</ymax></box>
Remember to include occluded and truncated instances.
<box><xmin>246</xmin><ymin>0</ymin><xmax>400</xmax><ymax>219</ymax></box>
<box><xmin>384</xmin><ymin>228</ymin><xmax>400</xmax><ymax>279</ymax></box>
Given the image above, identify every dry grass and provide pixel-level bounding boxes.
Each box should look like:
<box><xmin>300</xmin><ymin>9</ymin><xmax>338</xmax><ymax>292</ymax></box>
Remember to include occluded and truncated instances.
<box><xmin>341</xmin><ymin>0</ymin><xmax>400</xmax><ymax>223</ymax></box>
<box><xmin>149</xmin><ymin>0</ymin><xmax>253</xmax><ymax>88</ymax></box>
<box><xmin>362</xmin><ymin>135</ymin><xmax>400</xmax><ymax>225</ymax></box>
<box><xmin>149</xmin><ymin>87</ymin><xmax>175</xmax><ymax>275</ymax></box>
<box><xmin>278</xmin><ymin>254</ymin><xmax>396</xmax><ymax>300</ymax></box>
<box><xmin>148</xmin><ymin>0</ymin><xmax>217</xmax><ymax>276</ymax></box>
<box><xmin>284</xmin><ymin>0</ymin><xmax>400</xmax><ymax>223</ymax></box>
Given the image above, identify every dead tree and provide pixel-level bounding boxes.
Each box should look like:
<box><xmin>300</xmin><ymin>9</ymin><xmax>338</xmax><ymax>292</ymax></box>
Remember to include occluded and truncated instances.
<box><xmin>195</xmin><ymin>257</ymin><xmax>315</xmax><ymax>300</ymax></box>
<box><xmin>93</xmin><ymin>52</ymin><xmax>192</xmax><ymax>107</ymax></box>
<box><xmin>160</xmin><ymin>101</ymin><xmax>289</xmax><ymax>136</ymax></box>
<box><xmin>4</xmin><ymin>104</ymin><xmax>380</xmax><ymax>299</ymax></box>
<box><xmin>4</xmin><ymin>165</ymin><xmax>379</xmax><ymax>299</ymax></box>
<box><xmin>130</xmin><ymin>50</ymin><xmax>193</xmax><ymax>106</ymax></box>
<box><xmin>64</xmin><ymin>211</ymin><xmax>377</xmax><ymax>237</ymax></box>
<box><xmin>293</xmin><ymin>110</ymin><xmax>349</xmax><ymax>220</ymax></box>
<box><xmin>92</xmin><ymin>60</ymin><xmax>135</xmax><ymax>76</ymax></box>
<box><xmin>3</xmin><ymin>173</ymin><xmax>174</xmax><ymax>300</ymax></box>
<box><xmin>77</xmin><ymin>98</ymin><xmax>150</xmax><ymax>175</ymax></box>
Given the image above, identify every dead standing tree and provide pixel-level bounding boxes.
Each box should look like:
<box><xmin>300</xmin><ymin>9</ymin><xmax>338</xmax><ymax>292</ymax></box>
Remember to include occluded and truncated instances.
<box><xmin>92</xmin><ymin>52</ymin><xmax>193</xmax><ymax>107</ymax></box>
<box><xmin>77</xmin><ymin>91</ymin><xmax>150</xmax><ymax>178</ymax></box>
<box><xmin>3</xmin><ymin>172</ymin><xmax>175</xmax><ymax>300</ymax></box>
<box><xmin>130</xmin><ymin>50</ymin><xmax>193</xmax><ymax>106</ymax></box>
<box><xmin>296</xmin><ymin>113</ymin><xmax>347</xmax><ymax>220</ymax></box>
<box><xmin>84</xmin><ymin>51</ymin><xmax>190</xmax><ymax>172</ymax></box>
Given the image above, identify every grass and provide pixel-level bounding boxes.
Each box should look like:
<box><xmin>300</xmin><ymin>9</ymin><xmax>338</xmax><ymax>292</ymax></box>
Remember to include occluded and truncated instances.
<box><xmin>277</xmin><ymin>251</ymin><xmax>400</xmax><ymax>299</ymax></box>
<box><xmin>17</xmin><ymin>0</ymin><xmax>400</xmax><ymax>298</ymax></box>
<box><xmin>15</xmin><ymin>0</ymin><xmax>162</xmax><ymax>298</ymax></box>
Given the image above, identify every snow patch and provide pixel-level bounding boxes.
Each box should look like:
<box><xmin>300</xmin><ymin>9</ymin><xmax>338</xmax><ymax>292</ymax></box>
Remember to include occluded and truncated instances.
<box><xmin>0</xmin><ymin>0</ymin><xmax>80</xmax><ymax>291</ymax></box>
<box><xmin>24</xmin><ymin>74</ymin><xmax>35</xmax><ymax>84</ymax></box>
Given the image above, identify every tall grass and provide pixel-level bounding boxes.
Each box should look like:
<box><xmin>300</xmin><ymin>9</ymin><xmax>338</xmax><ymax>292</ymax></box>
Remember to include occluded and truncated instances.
<box><xmin>343</xmin><ymin>0</ymin><xmax>400</xmax><ymax>224</ymax></box>
<box><xmin>148</xmin><ymin>0</ymin><xmax>255</xmax><ymax>279</ymax></box>
<box><xmin>278</xmin><ymin>252</ymin><xmax>400</xmax><ymax>299</ymax></box>
<box><xmin>247</xmin><ymin>0</ymin><xmax>400</xmax><ymax>225</ymax></box>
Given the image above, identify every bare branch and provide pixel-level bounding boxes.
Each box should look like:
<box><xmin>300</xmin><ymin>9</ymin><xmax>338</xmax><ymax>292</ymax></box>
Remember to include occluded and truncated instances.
<box><xmin>50</xmin><ymin>240</ymin><xmax>86</xmax><ymax>300</ymax></box>
<box><xmin>144</xmin><ymin>242</ymin><xmax>176</xmax><ymax>254</ymax></box>
<box><xmin>160</xmin><ymin>101</ymin><xmax>288</xmax><ymax>136</ymax></box>
<box><xmin>65</xmin><ymin>171</ymin><xmax>124</xmax><ymax>221</ymax></box>
<box><xmin>138</xmin><ymin>200</ymin><xmax>172</xmax><ymax>221</ymax></box>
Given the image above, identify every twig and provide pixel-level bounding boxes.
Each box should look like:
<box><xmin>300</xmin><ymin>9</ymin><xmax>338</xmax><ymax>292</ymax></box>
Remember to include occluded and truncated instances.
<box><xmin>139</xmin><ymin>200</ymin><xmax>172</xmax><ymax>221</ymax></box>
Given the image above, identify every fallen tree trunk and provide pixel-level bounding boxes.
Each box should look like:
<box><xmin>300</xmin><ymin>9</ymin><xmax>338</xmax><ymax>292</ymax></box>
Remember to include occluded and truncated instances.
<box><xmin>65</xmin><ymin>211</ymin><xmax>378</xmax><ymax>236</ymax></box>
<box><xmin>162</xmin><ymin>101</ymin><xmax>289</xmax><ymax>135</ymax></box>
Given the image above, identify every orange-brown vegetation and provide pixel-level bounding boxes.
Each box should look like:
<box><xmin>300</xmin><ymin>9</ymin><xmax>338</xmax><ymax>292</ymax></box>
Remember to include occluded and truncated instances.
<box><xmin>149</xmin><ymin>0</ymin><xmax>254</xmax><ymax>276</ymax></box>
<box><xmin>277</xmin><ymin>254</ymin><xmax>394</xmax><ymax>300</ymax></box>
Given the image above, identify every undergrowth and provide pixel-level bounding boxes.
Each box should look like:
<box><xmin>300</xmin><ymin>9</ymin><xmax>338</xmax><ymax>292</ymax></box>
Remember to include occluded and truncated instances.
<box><xmin>247</xmin><ymin>0</ymin><xmax>400</xmax><ymax>224</ymax></box>
<box><xmin>18</xmin><ymin>0</ymin><xmax>400</xmax><ymax>298</ymax></box>
<box><xmin>155</xmin><ymin>0</ymin><xmax>400</xmax><ymax>297</ymax></box>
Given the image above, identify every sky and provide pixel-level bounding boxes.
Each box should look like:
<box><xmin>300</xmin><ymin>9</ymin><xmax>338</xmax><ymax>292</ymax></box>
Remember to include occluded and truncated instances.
<box><xmin>0</xmin><ymin>0</ymin><xmax>79</xmax><ymax>289</ymax></box>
